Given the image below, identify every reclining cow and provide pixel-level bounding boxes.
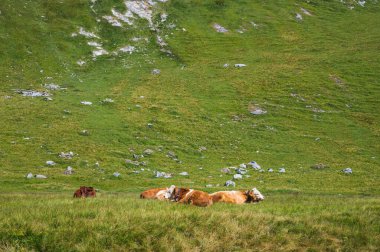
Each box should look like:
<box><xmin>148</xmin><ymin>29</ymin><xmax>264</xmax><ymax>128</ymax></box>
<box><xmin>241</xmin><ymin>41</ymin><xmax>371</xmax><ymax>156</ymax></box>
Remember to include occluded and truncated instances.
<box><xmin>164</xmin><ymin>185</ymin><xmax>213</xmax><ymax>207</ymax></box>
<box><xmin>140</xmin><ymin>188</ymin><xmax>168</xmax><ymax>200</ymax></box>
<box><xmin>73</xmin><ymin>186</ymin><xmax>96</xmax><ymax>198</ymax></box>
<box><xmin>210</xmin><ymin>188</ymin><xmax>264</xmax><ymax>204</ymax></box>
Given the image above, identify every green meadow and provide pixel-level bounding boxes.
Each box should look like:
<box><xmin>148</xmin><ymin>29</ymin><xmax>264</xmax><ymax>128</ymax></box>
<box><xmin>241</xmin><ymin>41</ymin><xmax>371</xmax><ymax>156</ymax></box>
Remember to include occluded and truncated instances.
<box><xmin>0</xmin><ymin>0</ymin><xmax>379</xmax><ymax>251</ymax></box>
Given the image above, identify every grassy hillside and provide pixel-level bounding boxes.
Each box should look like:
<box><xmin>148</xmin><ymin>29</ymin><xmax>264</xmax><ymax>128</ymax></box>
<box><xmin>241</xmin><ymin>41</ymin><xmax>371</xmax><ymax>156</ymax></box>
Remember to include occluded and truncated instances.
<box><xmin>0</xmin><ymin>0</ymin><xmax>379</xmax><ymax>250</ymax></box>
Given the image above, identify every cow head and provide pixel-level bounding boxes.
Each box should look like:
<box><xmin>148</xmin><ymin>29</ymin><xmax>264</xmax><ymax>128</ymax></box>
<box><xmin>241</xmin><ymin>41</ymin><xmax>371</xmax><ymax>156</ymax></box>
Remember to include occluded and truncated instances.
<box><xmin>164</xmin><ymin>185</ymin><xmax>176</xmax><ymax>200</ymax></box>
<box><xmin>245</xmin><ymin>188</ymin><xmax>265</xmax><ymax>203</ymax></box>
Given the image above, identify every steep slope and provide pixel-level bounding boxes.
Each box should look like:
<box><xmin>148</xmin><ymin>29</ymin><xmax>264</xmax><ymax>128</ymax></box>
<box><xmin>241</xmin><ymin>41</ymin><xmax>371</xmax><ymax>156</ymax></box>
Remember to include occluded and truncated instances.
<box><xmin>0</xmin><ymin>0</ymin><xmax>379</xmax><ymax>195</ymax></box>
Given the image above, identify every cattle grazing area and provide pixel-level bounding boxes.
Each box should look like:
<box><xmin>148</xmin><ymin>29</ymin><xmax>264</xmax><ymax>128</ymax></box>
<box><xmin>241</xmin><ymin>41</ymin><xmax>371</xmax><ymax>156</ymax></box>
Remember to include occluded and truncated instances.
<box><xmin>0</xmin><ymin>0</ymin><xmax>380</xmax><ymax>251</ymax></box>
<box><xmin>0</xmin><ymin>193</ymin><xmax>379</xmax><ymax>251</ymax></box>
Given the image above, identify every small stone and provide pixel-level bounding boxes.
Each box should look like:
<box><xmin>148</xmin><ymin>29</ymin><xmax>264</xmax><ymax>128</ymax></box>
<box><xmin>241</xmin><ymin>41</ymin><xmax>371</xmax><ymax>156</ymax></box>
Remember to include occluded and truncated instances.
<box><xmin>64</xmin><ymin>166</ymin><xmax>74</xmax><ymax>175</ymax></box>
<box><xmin>179</xmin><ymin>172</ymin><xmax>189</xmax><ymax>176</ymax></box>
<box><xmin>143</xmin><ymin>149</ymin><xmax>154</xmax><ymax>155</ymax></box>
<box><xmin>46</xmin><ymin>161</ymin><xmax>56</xmax><ymax>166</ymax></box>
<box><xmin>224</xmin><ymin>180</ymin><xmax>236</xmax><ymax>187</ymax></box>
<box><xmin>101</xmin><ymin>98</ymin><xmax>114</xmax><ymax>103</ymax></box>
<box><xmin>250</xmin><ymin>108</ymin><xmax>267</xmax><ymax>115</ymax></box>
<box><xmin>296</xmin><ymin>13</ymin><xmax>303</xmax><ymax>21</ymax></box>
<box><xmin>59</xmin><ymin>151</ymin><xmax>74</xmax><ymax>159</ymax></box>
<box><xmin>233</xmin><ymin>174</ymin><xmax>243</xmax><ymax>180</ymax></box>
<box><xmin>80</xmin><ymin>101</ymin><xmax>92</xmax><ymax>105</ymax></box>
<box><xmin>205</xmin><ymin>184</ymin><xmax>213</xmax><ymax>188</ymax></box>
<box><xmin>113</xmin><ymin>172</ymin><xmax>121</xmax><ymax>177</ymax></box>
<box><xmin>342</xmin><ymin>168</ymin><xmax>352</xmax><ymax>174</ymax></box>
<box><xmin>79</xmin><ymin>130</ymin><xmax>90</xmax><ymax>136</ymax></box>
<box><xmin>268</xmin><ymin>168</ymin><xmax>274</xmax><ymax>173</ymax></box>
<box><xmin>43</xmin><ymin>97</ymin><xmax>53</xmax><ymax>101</ymax></box>
<box><xmin>234</xmin><ymin>64</ymin><xmax>246</xmax><ymax>68</ymax></box>
<box><xmin>311</xmin><ymin>163</ymin><xmax>328</xmax><ymax>170</ymax></box>
<box><xmin>236</xmin><ymin>168</ymin><xmax>247</xmax><ymax>175</ymax></box>
<box><xmin>26</xmin><ymin>173</ymin><xmax>33</xmax><ymax>179</ymax></box>
<box><xmin>279</xmin><ymin>168</ymin><xmax>286</xmax><ymax>173</ymax></box>
<box><xmin>198</xmin><ymin>146</ymin><xmax>207</xmax><ymax>152</ymax></box>
<box><xmin>167</xmin><ymin>151</ymin><xmax>177</xmax><ymax>159</ymax></box>
<box><xmin>147</xmin><ymin>123</ymin><xmax>153</xmax><ymax>128</ymax></box>
<box><xmin>248</xmin><ymin>161</ymin><xmax>261</xmax><ymax>170</ymax></box>
<box><xmin>35</xmin><ymin>174</ymin><xmax>47</xmax><ymax>179</ymax></box>
<box><xmin>223</xmin><ymin>63</ymin><xmax>229</xmax><ymax>68</ymax></box>
<box><xmin>152</xmin><ymin>69</ymin><xmax>161</xmax><ymax>75</ymax></box>
<box><xmin>239</xmin><ymin>163</ymin><xmax>246</xmax><ymax>169</ymax></box>
<box><xmin>213</xmin><ymin>23</ymin><xmax>228</xmax><ymax>33</ymax></box>
<box><xmin>220</xmin><ymin>168</ymin><xmax>231</xmax><ymax>173</ymax></box>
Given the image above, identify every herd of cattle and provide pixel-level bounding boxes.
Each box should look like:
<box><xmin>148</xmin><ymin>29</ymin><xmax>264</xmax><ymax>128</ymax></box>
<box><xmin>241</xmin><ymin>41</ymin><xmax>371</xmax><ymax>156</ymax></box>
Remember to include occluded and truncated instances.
<box><xmin>73</xmin><ymin>185</ymin><xmax>265</xmax><ymax>207</ymax></box>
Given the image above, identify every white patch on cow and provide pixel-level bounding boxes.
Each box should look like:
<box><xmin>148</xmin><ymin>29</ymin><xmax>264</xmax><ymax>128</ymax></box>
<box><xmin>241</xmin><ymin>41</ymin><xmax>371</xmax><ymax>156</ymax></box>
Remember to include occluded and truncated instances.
<box><xmin>252</xmin><ymin>187</ymin><xmax>264</xmax><ymax>200</ymax></box>
<box><xmin>164</xmin><ymin>185</ymin><xmax>176</xmax><ymax>199</ymax></box>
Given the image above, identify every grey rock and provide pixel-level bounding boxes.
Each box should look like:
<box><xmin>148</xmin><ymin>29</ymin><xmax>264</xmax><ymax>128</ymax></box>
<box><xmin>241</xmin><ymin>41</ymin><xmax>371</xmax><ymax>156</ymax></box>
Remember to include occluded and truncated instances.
<box><xmin>26</xmin><ymin>173</ymin><xmax>33</xmax><ymax>179</ymax></box>
<box><xmin>113</xmin><ymin>172</ymin><xmax>121</xmax><ymax>177</ymax></box>
<box><xmin>239</xmin><ymin>163</ymin><xmax>247</xmax><ymax>169</ymax></box>
<box><xmin>101</xmin><ymin>98</ymin><xmax>114</xmax><ymax>104</ymax></box>
<box><xmin>198</xmin><ymin>146</ymin><xmax>207</xmax><ymax>152</ymax></box>
<box><xmin>248</xmin><ymin>161</ymin><xmax>261</xmax><ymax>170</ymax></box>
<box><xmin>236</xmin><ymin>168</ymin><xmax>247</xmax><ymax>175</ymax></box>
<box><xmin>342</xmin><ymin>168</ymin><xmax>352</xmax><ymax>174</ymax></box>
<box><xmin>125</xmin><ymin>159</ymin><xmax>140</xmax><ymax>166</ymax></box>
<box><xmin>79</xmin><ymin>130</ymin><xmax>90</xmax><ymax>136</ymax></box>
<box><xmin>46</xmin><ymin>160</ymin><xmax>56</xmax><ymax>166</ymax></box>
<box><xmin>205</xmin><ymin>184</ymin><xmax>213</xmax><ymax>188</ymax></box>
<box><xmin>179</xmin><ymin>172</ymin><xmax>189</xmax><ymax>176</ymax></box>
<box><xmin>167</xmin><ymin>151</ymin><xmax>177</xmax><ymax>159</ymax></box>
<box><xmin>43</xmin><ymin>97</ymin><xmax>53</xmax><ymax>101</ymax></box>
<box><xmin>250</xmin><ymin>108</ymin><xmax>267</xmax><ymax>115</ymax></box>
<box><xmin>80</xmin><ymin>101</ymin><xmax>92</xmax><ymax>105</ymax></box>
<box><xmin>220</xmin><ymin>168</ymin><xmax>231</xmax><ymax>173</ymax></box>
<box><xmin>234</xmin><ymin>64</ymin><xmax>246</xmax><ymax>68</ymax></box>
<box><xmin>155</xmin><ymin>171</ymin><xmax>172</xmax><ymax>178</ymax></box>
<box><xmin>279</xmin><ymin>168</ymin><xmax>286</xmax><ymax>173</ymax></box>
<box><xmin>44</xmin><ymin>83</ymin><xmax>63</xmax><ymax>90</ymax></box>
<box><xmin>233</xmin><ymin>174</ymin><xmax>243</xmax><ymax>180</ymax></box>
<box><xmin>63</xmin><ymin>166</ymin><xmax>74</xmax><ymax>175</ymax></box>
<box><xmin>59</xmin><ymin>151</ymin><xmax>74</xmax><ymax>159</ymax></box>
<box><xmin>143</xmin><ymin>149</ymin><xmax>154</xmax><ymax>155</ymax></box>
<box><xmin>223</xmin><ymin>63</ymin><xmax>229</xmax><ymax>68</ymax></box>
<box><xmin>268</xmin><ymin>168</ymin><xmax>274</xmax><ymax>173</ymax></box>
<box><xmin>311</xmin><ymin>163</ymin><xmax>328</xmax><ymax>170</ymax></box>
<box><xmin>152</xmin><ymin>69</ymin><xmax>161</xmax><ymax>75</ymax></box>
<box><xmin>213</xmin><ymin>23</ymin><xmax>228</xmax><ymax>33</ymax></box>
<box><xmin>16</xmin><ymin>90</ymin><xmax>50</xmax><ymax>97</ymax></box>
<box><xmin>296</xmin><ymin>13</ymin><xmax>303</xmax><ymax>21</ymax></box>
<box><xmin>224</xmin><ymin>180</ymin><xmax>236</xmax><ymax>187</ymax></box>
<box><xmin>35</xmin><ymin>174</ymin><xmax>47</xmax><ymax>179</ymax></box>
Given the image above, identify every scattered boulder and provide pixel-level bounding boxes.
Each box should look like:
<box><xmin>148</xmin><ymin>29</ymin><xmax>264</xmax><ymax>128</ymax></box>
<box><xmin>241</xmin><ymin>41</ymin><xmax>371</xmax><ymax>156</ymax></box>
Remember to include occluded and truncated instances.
<box><xmin>101</xmin><ymin>98</ymin><xmax>114</xmax><ymax>104</ymax></box>
<box><xmin>44</xmin><ymin>83</ymin><xmax>64</xmax><ymax>90</ymax></box>
<box><xmin>213</xmin><ymin>23</ymin><xmax>228</xmax><ymax>33</ymax></box>
<box><xmin>268</xmin><ymin>168</ymin><xmax>274</xmax><ymax>173</ymax></box>
<box><xmin>233</xmin><ymin>174</ymin><xmax>243</xmax><ymax>180</ymax></box>
<box><xmin>234</xmin><ymin>64</ymin><xmax>246</xmax><ymax>68</ymax></box>
<box><xmin>79</xmin><ymin>130</ymin><xmax>90</xmax><ymax>136</ymax></box>
<box><xmin>239</xmin><ymin>163</ymin><xmax>247</xmax><ymax>169</ymax></box>
<box><xmin>198</xmin><ymin>146</ymin><xmax>207</xmax><ymax>152</ymax></box>
<box><xmin>296</xmin><ymin>13</ymin><xmax>303</xmax><ymax>21</ymax></box>
<box><xmin>224</xmin><ymin>180</ymin><xmax>236</xmax><ymax>187</ymax></box>
<box><xmin>143</xmin><ymin>149</ymin><xmax>154</xmax><ymax>155</ymax></box>
<box><xmin>236</xmin><ymin>168</ymin><xmax>247</xmax><ymax>175</ymax></box>
<box><xmin>279</xmin><ymin>168</ymin><xmax>286</xmax><ymax>173</ymax></box>
<box><xmin>179</xmin><ymin>172</ymin><xmax>189</xmax><ymax>176</ymax></box>
<box><xmin>64</xmin><ymin>166</ymin><xmax>74</xmax><ymax>175</ymax></box>
<box><xmin>311</xmin><ymin>163</ymin><xmax>328</xmax><ymax>170</ymax></box>
<box><xmin>152</xmin><ymin>69</ymin><xmax>161</xmax><ymax>75</ymax></box>
<box><xmin>59</xmin><ymin>151</ymin><xmax>74</xmax><ymax>159</ymax></box>
<box><xmin>250</xmin><ymin>107</ymin><xmax>267</xmax><ymax>115</ymax></box>
<box><xmin>220</xmin><ymin>168</ymin><xmax>231</xmax><ymax>174</ymax></box>
<box><xmin>223</xmin><ymin>63</ymin><xmax>229</xmax><ymax>68</ymax></box>
<box><xmin>113</xmin><ymin>172</ymin><xmax>121</xmax><ymax>177</ymax></box>
<box><xmin>35</xmin><ymin>174</ymin><xmax>47</xmax><ymax>179</ymax></box>
<box><xmin>155</xmin><ymin>171</ymin><xmax>172</xmax><ymax>178</ymax></box>
<box><xmin>26</xmin><ymin>173</ymin><xmax>33</xmax><ymax>179</ymax></box>
<box><xmin>248</xmin><ymin>161</ymin><xmax>261</xmax><ymax>170</ymax></box>
<box><xmin>301</xmin><ymin>8</ymin><xmax>312</xmax><ymax>16</ymax></box>
<box><xmin>80</xmin><ymin>101</ymin><xmax>92</xmax><ymax>105</ymax></box>
<box><xmin>167</xmin><ymin>151</ymin><xmax>177</xmax><ymax>159</ymax></box>
<box><xmin>125</xmin><ymin>159</ymin><xmax>140</xmax><ymax>166</ymax></box>
<box><xmin>342</xmin><ymin>168</ymin><xmax>352</xmax><ymax>174</ymax></box>
<box><xmin>205</xmin><ymin>184</ymin><xmax>213</xmax><ymax>188</ymax></box>
<box><xmin>46</xmin><ymin>160</ymin><xmax>56</xmax><ymax>166</ymax></box>
<box><xmin>16</xmin><ymin>90</ymin><xmax>50</xmax><ymax>97</ymax></box>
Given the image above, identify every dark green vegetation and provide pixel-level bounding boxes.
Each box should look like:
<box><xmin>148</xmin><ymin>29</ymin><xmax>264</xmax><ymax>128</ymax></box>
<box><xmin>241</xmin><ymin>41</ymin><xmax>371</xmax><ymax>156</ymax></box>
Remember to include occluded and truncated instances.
<box><xmin>0</xmin><ymin>0</ymin><xmax>379</xmax><ymax>251</ymax></box>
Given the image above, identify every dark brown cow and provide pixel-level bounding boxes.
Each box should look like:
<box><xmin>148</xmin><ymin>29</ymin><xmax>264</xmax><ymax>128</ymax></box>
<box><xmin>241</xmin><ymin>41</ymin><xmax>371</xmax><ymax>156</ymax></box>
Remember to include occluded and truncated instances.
<box><xmin>210</xmin><ymin>188</ymin><xmax>264</xmax><ymax>204</ymax></box>
<box><xmin>140</xmin><ymin>188</ymin><xmax>167</xmax><ymax>200</ymax></box>
<box><xmin>164</xmin><ymin>185</ymin><xmax>212</xmax><ymax>207</ymax></box>
<box><xmin>73</xmin><ymin>186</ymin><xmax>96</xmax><ymax>198</ymax></box>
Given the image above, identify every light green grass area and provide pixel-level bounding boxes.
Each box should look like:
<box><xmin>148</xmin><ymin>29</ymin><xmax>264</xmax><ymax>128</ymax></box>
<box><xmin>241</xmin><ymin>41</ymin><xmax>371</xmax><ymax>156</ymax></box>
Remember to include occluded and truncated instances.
<box><xmin>0</xmin><ymin>0</ymin><xmax>379</xmax><ymax>250</ymax></box>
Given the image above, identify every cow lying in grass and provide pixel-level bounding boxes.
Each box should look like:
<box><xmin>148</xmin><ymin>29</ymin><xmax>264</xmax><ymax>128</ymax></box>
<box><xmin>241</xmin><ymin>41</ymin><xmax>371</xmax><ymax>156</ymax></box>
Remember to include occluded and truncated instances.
<box><xmin>210</xmin><ymin>188</ymin><xmax>264</xmax><ymax>204</ymax></box>
<box><xmin>140</xmin><ymin>188</ymin><xmax>167</xmax><ymax>200</ymax></box>
<box><xmin>73</xmin><ymin>186</ymin><xmax>96</xmax><ymax>198</ymax></box>
<box><xmin>164</xmin><ymin>185</ymin><xmax>213</xmax><ymax>207</ymax></box>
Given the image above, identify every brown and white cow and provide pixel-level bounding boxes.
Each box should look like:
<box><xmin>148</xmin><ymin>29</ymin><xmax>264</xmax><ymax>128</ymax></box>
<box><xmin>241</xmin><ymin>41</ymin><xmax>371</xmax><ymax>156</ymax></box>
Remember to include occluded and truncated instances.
<box><xmin>73</xmin><ymin>186</ymin><xmax>96</xmax><ymax>198</ymax></box>
<box><xmin>140</xmin><ymin>188</ymin><xmax>168</xmax><ymax>200</ymax></box>
<box><xmin>210</xmin><ymin>188</ymin><xmax>264</xmax><ymax>204</ymax></box>
<box><xmin>164</xmin><ymin>185</ymin><xmax>213</xmax><ymax>207</ymax></box>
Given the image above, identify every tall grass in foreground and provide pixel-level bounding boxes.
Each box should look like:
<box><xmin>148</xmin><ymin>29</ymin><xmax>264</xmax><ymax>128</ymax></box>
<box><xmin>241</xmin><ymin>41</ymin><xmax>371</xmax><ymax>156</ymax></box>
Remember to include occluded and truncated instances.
<box><xmin>0</xmin><ymin>193</ymin><xmax>379</xmax><ymax>251</ymax></box>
